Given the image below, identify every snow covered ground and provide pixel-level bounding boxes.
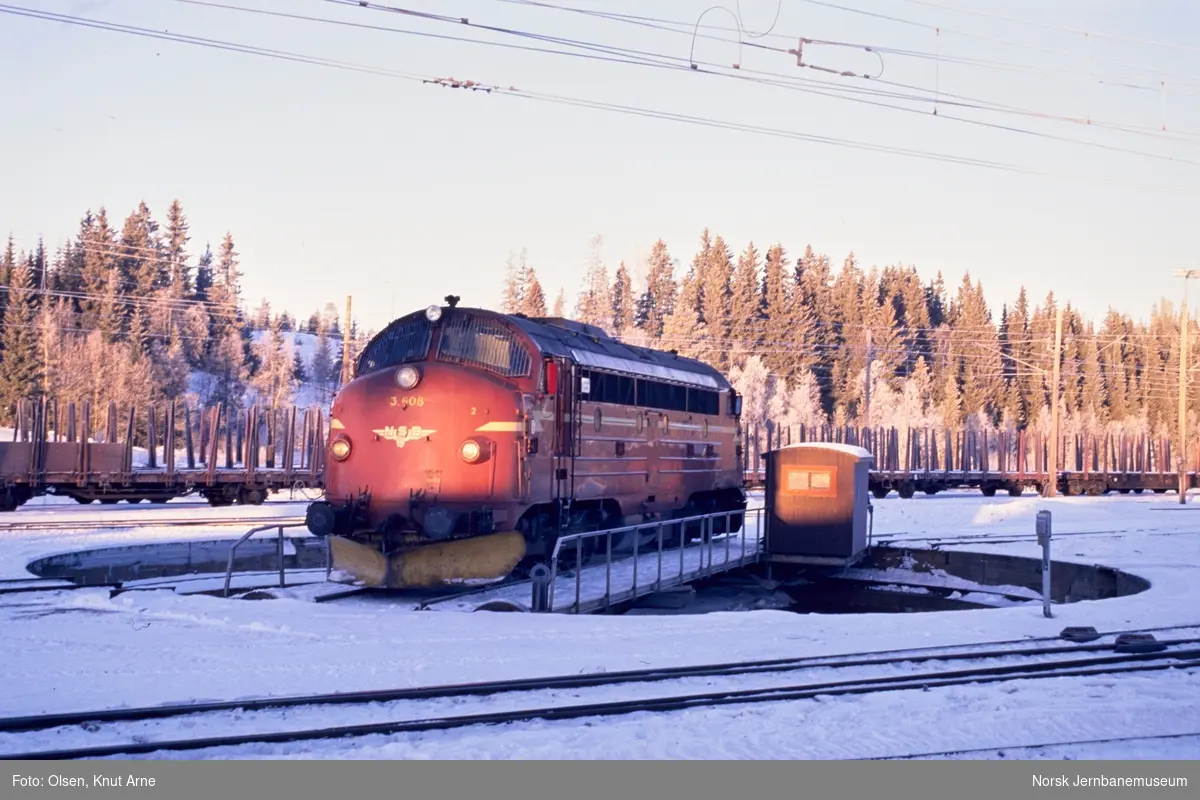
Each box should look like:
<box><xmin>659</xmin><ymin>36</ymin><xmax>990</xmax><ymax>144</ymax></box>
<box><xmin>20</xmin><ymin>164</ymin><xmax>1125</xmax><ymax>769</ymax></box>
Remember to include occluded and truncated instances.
<box><xmin>1</xmin><ymin>489</ymin><xmax>1199</xmax><ymax>759</ymax></box>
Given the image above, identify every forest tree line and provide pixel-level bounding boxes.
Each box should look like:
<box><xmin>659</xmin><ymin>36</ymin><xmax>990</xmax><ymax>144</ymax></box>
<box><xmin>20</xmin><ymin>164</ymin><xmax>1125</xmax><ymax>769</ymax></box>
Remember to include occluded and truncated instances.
<box><xmin>0</xmin><ymin>199</ymin><xmax>371</xmax><ymax>428</ymax></box>
<box><xmin>502</xmin><ymin>233</ymin><xmax>1198</xmax><ymax>446</ymax></box>
<box><xmin>4</xmin><ymin>202</ymin><xmax>1193</xmax><ymax>449</ymax></box>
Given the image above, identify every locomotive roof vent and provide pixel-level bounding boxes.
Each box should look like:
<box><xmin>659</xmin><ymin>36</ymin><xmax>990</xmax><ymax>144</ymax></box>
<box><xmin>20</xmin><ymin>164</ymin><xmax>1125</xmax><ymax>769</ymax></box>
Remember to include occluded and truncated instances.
<box><xmin>535</xmin><ymin>317</ymin><xmax>612</xmax><ymax>340</ymax></box>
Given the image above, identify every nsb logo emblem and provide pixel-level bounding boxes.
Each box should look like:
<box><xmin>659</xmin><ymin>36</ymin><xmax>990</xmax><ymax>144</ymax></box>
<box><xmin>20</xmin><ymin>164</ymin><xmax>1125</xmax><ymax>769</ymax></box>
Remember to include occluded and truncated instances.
<box><xmin>373</xmin><ymin>425</ymin><xmax>435</xmax><ymax>448</ymax></box>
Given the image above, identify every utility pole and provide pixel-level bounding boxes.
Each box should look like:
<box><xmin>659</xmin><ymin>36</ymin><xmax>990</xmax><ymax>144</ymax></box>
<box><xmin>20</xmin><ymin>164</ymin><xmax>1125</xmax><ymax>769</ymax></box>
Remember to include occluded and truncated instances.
<box><xmin>39</xmin><ymin>253</ymin><xmax>49</xmax><ymax>399</ymax></box>
<box><xmin>863</xmin><ymin>328</ymin><xmax>873</xmax><ymax>429</ymax></box>
<box><xmin>340</xmin><ymin>295</ymin><xmax>353</xmax><ymax>388</ymax></box>
<box><xmin>1174</xmin><ymin>269</ymin><xmax>1200</xmax><ymax>504</ymax></box>
<box><xmin>1047</xmin><ymin>306</ymin><xmax>1064</xmax><ymax>497</ymax></box>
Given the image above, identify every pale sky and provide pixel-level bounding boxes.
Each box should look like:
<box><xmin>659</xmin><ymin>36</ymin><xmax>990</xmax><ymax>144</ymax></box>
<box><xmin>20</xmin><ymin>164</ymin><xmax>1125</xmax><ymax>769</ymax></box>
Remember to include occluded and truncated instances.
<box><xmin>2</xmin><ymin>0</ymin><xmax>1198</xmax><ymax>335</ymax></box>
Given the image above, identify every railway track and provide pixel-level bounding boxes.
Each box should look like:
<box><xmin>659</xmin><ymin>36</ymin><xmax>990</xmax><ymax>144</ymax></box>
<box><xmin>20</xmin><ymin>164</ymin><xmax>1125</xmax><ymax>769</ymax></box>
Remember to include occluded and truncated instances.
<box><xmin>4</xmin><ymin>624</ymin><xmax>1199</xmax><ymax>760</ymax></box>
<box><xmin>876</xmin><ymin>526</ymin><xmax>1200</xmax><ymax>549</ymax></box>
<box><xmin>0</xmin><ymin>514</ymin><xmax>305</xmax><ymax>533</ymax></box>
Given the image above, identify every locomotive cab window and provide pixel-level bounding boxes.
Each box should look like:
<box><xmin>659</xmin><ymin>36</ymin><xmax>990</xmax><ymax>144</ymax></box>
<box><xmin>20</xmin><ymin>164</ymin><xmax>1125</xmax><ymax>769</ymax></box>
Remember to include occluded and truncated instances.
<box><xmin>356</xmin><ymin>316</ymin><xmax>433</xmax><ymax>375</ymax></box>
<box><xmin>437</xmin><ymin>314</ymin><xmax>532</xmax><ymax>378</ymax></box>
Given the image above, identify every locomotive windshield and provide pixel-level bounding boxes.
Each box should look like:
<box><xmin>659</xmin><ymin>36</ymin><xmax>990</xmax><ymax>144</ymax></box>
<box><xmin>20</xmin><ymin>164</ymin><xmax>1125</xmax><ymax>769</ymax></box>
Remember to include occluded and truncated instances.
<box><xmin>436</xmin><ymin>313</ymin><xmax>532</xmax><ymax>378</ymax></box>
<box><xmin>355</xmin><ymin>315</ymin><xmax>433</xmax><ymax>375</ymax></box>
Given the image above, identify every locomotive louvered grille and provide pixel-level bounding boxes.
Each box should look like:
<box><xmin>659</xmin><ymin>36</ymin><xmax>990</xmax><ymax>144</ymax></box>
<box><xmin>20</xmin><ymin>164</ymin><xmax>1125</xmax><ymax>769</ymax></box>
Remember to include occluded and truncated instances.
<box><xmin>356</xmin><ymin>317</ymin><xmax>433</xmax><ymax>375</ymax></box>
<box><xmin>436</xmin><ymin>315</ymin><xmax>532</xmax><ymax>377</ymax></box>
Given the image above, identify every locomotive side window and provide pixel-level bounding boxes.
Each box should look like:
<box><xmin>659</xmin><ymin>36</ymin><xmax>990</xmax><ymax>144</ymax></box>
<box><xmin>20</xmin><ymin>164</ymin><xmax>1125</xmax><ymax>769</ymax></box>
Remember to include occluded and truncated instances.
<box><xmin>687</xmin><ymin>387</ymin><xmax>720</xmax><ymax>415</ymax></box>
<box><xmin>573</xmin><ymin>370</ymin><xmax>721</xmax><ymax>415</ymax></box>
<box><xmin>583</xmin><ymin>370</ymin><xmax>635</xmax><ymax>405</ymax></box>
<box><xmin>356</xmin><ymin>317</ymin><xmax>433</xmax><ymax>375</ymax></box>
<box><xmin>638</xmin><ymin>380</ymin><xmax>687</xmax><ymax>412</ymax></box>
<box><xmin>437</xmin><ymin>314</ymin><xmax>532</xmax><ymax>378</ymax></box>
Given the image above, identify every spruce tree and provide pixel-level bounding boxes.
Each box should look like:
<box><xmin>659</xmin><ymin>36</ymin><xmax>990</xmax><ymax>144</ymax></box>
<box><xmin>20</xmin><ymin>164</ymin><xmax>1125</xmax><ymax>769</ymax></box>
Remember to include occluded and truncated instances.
<box><xmin>727</xmin><ymin>243</ymin><xmax>759</xmax><ymax>369</ymax></box>
<box><xmin>501</xmin><ymin>250</ymin><xmax>525</xmax><ymax>314</ymax></box>
<box><xmin>575</xmin><ymin>235</ymin><xmax>611</xmax><ymax>329</ymax></box>
<box><xmin>516</xmin><ymin>260</ymin><xmax>547</xmax><ymax>317</ymax></box>
<box><xmin>639</xmin><ymin>240</ymin><xmax>677</xmax><ymax>338</ymax></box>
<box><xmin>0</xmin><ymin>236</ymin><xmax>15</xmax><ymax>323</ymax></box>
<box><xmin>164</xmin><ymin>199</ymin><xmax>192</xmax><ymax>299</ymax></box>
<box><xmin>661</xmin><ymin>264</ymin><xmax>702</xmax><ymax>358</ymax></box>
<box><xmin>0</xmin><ymin>260</ymin><xmax>41</xmax><ymax>421</ymax></box>
<box><xmin>611</xmin><ymin>262</ymin><xmax>634</xmax><ymax>334</ymax></box>
<box><xmin>194</xmin><ymin>245</ymin><xmax>214</xmax><ymax>301</ymax></box>
<box><xmin>760</xmin><ymin>243</ymin><xmax>792</xmax><ymax>378</ymax></box>
<box><xmin>700</xmin><ymin>235</ymin><xmax>733</xmax><ymax>368</ymax></box>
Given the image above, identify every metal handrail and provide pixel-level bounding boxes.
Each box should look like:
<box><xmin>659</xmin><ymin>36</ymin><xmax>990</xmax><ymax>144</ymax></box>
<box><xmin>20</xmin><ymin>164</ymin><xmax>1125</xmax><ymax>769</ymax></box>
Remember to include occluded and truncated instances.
<box><xmin>543</xmin><ymin>506</ymin><xmax>763</xmax><ymax>614</ymax></box>
<box><xmin>223</xmin><ymin>522</ymin><xmax>311</xmax><ymax>597</ymax></box>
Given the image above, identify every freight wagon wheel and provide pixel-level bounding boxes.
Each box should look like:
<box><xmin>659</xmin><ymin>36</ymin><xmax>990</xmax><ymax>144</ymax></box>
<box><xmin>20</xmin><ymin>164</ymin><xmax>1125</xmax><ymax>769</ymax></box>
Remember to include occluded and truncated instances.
<box><xmin>100</xmin><ymin>498</ymin><xmax>119</xmax><ymax>505</ymax></box>
<box><xmin>238</xmin><ymin>487</ymin><xmax>265</xmax><ymax>505</ymax></box>
<box><xmin>71</xmin><ymin>495</ymin><xmax>95</xmax><ymax>504</ymax></box>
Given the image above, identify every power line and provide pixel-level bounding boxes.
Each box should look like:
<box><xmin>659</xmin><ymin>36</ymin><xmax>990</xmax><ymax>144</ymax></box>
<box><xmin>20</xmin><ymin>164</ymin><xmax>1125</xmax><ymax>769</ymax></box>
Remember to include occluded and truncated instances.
<box><xmin>794</xmin><ymin>0</ymin><xmax>1200</xmax><ymax>85</ymax></box>
<box><xmin>318</xmin><ymin>0</ymin><xmax>1200</xmax><ymax>159</ymax></box>
<box><xmin>8</xmin><ymin>2</ymin><xmax>1197</xmax><ymax>193</ymax></box>
<box><xmin>893</xmin><ymin>0</ymin><xmax>1200</xmax><ymax>55</ymax></box>
<box><xmin>501</xmin><ymin>0</ymin><xmax>1200</xmax><ymax>95</ymax></box>
<box><xmin>0</xmin><ymin>4</ymin><xmax>1043</xmax><ymax>177</ymax></box>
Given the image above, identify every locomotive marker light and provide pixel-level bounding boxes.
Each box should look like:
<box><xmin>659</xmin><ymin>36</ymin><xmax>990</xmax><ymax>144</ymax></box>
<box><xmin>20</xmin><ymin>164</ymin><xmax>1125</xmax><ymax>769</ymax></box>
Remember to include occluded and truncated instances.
<box><xmin>330</xmin><ymin>436</ymin><xmax>352</xmax><ymax>461</ymax></box>
<box><xmin>1036</xmin><ymin>510</ymin><xmax>1052</xmax><ymax>618</ymax></box>
<box><xmin>425</xmin><ymin>305</ymin><xmax>443</xmax><ymax>322</ymax></box>
<box><xmin>396</xmin><ymin>365</ymin><xmax>420</xmax><ymax>390</ymax></box>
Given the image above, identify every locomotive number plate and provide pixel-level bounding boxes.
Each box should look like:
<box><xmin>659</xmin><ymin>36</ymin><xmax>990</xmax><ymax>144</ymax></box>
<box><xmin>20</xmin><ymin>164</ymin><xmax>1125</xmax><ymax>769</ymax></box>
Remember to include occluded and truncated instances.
<box><xmin>390</xmin><ymin>395</ymin><xmax>425</xmax><ymax>408</ymax></box>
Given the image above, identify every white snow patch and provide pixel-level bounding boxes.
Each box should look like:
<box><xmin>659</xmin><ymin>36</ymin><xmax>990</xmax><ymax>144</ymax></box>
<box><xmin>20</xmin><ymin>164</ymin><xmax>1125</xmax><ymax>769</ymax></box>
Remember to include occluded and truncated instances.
<box><xmin>0</xmin><ymin>490</ymin><xmax>1198</xmax><ymax>759</ymax></box>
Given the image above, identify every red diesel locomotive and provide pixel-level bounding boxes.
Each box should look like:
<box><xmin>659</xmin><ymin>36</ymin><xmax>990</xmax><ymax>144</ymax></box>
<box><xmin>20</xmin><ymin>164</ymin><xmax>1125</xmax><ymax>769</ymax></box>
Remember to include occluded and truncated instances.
<box><xmin>305</xmin><ymin>297</ymin><xmax>746</xmax><ymax>588</ymax></box>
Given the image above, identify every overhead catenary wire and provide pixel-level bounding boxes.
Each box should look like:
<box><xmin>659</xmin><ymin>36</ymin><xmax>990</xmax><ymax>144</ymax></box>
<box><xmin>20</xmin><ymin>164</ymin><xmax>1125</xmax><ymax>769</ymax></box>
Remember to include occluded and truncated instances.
<box><xmin>315</xmin><ymin>0</ymin><xmax>1200</xmax><ymax>161</ymax></box>
<box><xmin>5</xmin><ymin>2</ymin><xmax>1197</xmax><ymax>196</ymax></box>
<box><xmin>4</xmin><ymin>0</ymin><xmax>1195</xmax><ymax>359</ymax></box>
<box><xmin>893</xmin><ymin>0</ymin><xmax>1200</xmax><ymax>56</ymax></box>
<box><xmin>0</xmin><ymin>4</ymin><xmax>1036</xmax><ymax>178</ymax></box>
<box><xmin>795</xmin><ymin>0</ymin><xmax>1200</xmax><ymax>83</ymax></box>
<box><xmin>501</xmin><ymin>0</ymin><xmax>1200</xmax><ymax>98</ymax></box>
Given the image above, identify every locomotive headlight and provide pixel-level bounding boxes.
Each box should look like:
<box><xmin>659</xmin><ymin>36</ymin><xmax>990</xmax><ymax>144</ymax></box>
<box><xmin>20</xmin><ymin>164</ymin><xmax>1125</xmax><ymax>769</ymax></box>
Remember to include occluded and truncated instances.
<box><xmin>425</xmin><ymin>305</ymin><xmax>442</xmax><ymax>322</ymax></box>
<box><xmin>395</xmin><ymin>365</ymin><xmax>420</xmax><ymax>389</ymax></box>
<box><xmin>330</xmin><ymin>436</ymin><xmax>352</xmax><ymax>461</ymax></box>
<box><xmin>459</xmin><ymin>439</ymin><xmax>482</xmax><ymax>463</ymax></box>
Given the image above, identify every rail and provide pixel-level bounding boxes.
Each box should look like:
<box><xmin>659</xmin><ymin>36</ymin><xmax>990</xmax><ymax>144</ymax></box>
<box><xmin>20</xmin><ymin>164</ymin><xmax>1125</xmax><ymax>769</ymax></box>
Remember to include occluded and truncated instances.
<box><xmin>223</xmin><ymin>522</ymin><xmax>312</xmax><ymax>598</ymax></box>
<box><xmin>541</xmin><ymin>506</ymin><xmax>764</xmax><ymax>614</ymax></box>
